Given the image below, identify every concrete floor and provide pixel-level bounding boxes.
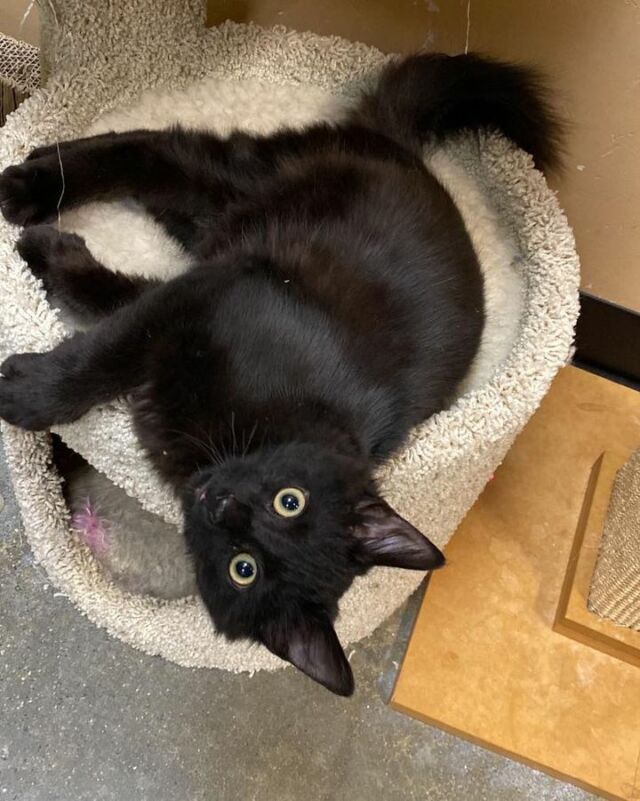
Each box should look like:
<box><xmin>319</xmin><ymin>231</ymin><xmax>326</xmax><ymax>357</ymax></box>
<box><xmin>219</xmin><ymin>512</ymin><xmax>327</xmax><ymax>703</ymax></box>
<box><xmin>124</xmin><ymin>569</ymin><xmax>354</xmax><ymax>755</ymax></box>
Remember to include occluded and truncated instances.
<box><xmin>0</xmin><ymin>436</ymin><xmax>596</xmax><ymax>801</ymax></box>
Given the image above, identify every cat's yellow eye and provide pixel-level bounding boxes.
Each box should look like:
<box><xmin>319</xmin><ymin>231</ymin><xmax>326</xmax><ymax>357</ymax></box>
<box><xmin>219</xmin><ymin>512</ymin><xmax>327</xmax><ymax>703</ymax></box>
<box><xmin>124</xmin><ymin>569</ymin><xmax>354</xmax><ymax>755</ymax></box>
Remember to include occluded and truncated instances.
<box><xmin>273</xmin><ymin>487</ymin><xmax>307</xmax><ymax>518</ymax></box>
<box><xmin>228</xmin><ymin>553</ymin><xmax>258</xmax><ymax>587</ymax></box>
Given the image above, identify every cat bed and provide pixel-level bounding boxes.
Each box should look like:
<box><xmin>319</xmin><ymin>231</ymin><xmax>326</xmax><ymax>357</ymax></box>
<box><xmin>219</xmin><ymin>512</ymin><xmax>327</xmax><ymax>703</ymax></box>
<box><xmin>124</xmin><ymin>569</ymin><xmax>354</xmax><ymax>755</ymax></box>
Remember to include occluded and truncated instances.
<box><xmin>0</xmin><ymin>5</ymin><xmax>580</xmax><ymax>673</ymax></box>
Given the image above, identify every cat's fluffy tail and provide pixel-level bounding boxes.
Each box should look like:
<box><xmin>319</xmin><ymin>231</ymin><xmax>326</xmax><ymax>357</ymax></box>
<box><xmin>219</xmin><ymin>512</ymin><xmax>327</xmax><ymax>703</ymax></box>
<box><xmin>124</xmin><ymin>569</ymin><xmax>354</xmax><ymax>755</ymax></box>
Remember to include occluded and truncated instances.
<box><xmin>356</xmin><ymin>53</ymin><xmax>563</xmax><ymax>172</ymax></box>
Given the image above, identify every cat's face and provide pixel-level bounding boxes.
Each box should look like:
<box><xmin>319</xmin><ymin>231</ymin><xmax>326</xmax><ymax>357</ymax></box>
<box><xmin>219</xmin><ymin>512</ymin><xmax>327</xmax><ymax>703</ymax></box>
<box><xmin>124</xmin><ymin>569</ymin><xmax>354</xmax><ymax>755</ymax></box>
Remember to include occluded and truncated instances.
<box><xmin>183</xmin><ymin>442</ymin><xmax>444</xmax><ymax>695</ymax></box>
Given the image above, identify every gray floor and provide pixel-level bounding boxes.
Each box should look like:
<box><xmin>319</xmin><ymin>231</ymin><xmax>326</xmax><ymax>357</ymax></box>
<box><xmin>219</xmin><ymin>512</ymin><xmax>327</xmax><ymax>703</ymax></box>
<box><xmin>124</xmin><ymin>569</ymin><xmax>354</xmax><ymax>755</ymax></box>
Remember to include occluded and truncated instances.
<box><xmin>0</xmin><ymin>436</ymin><xmax>596</xmax><ymax>801</ymax></box>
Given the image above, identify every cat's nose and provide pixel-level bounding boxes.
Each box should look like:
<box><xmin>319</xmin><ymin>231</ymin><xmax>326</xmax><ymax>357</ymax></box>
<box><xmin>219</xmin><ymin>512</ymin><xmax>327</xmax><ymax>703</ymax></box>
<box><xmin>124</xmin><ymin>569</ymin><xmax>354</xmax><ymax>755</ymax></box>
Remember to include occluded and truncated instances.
<box><xmin>214</xmin><ymin>493</ymin><xmax>251</xmax><ymax>531</ymax></box>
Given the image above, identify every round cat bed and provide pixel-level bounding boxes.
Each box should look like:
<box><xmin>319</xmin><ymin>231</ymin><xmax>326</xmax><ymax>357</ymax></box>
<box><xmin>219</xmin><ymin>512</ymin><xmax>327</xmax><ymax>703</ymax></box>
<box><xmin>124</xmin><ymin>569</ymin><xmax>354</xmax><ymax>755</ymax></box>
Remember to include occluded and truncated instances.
<box><xmin>0</xmin><ymin>6</ymin><xmax>580</xmax><ymax>673</ymax></box>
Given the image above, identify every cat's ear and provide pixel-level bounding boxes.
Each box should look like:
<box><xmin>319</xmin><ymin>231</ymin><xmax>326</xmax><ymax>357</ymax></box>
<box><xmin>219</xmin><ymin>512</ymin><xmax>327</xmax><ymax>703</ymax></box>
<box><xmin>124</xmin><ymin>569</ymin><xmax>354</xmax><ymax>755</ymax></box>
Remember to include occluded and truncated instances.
<box><xmin>260</xmin><ymin>612</ymin><xmax>354</xmax><ymax>697</ymax></box>
<box><xmin>352</xmin><ymin>493</ymin><xmax>445</xmax><ymax>571</ymax></box>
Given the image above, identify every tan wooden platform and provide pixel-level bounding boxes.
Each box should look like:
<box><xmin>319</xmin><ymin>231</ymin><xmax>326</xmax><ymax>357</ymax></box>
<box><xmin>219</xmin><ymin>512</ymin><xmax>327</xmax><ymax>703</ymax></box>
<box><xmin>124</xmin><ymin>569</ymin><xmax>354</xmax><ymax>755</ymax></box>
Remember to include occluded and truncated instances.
<box><xmin>391</xmin><ymin>367</ymin><xmax>640</xmax><ymax>801</ymax></box>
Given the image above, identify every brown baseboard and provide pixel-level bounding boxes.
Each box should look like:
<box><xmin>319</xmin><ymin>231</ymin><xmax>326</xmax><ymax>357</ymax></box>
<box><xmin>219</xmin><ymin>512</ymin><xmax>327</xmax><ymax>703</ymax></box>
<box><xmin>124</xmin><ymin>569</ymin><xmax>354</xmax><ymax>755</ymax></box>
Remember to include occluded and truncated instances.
<box><xmin>574</xmin><ymin>293</ymin><xmax>640</xmax><ymax>390</ymax></box>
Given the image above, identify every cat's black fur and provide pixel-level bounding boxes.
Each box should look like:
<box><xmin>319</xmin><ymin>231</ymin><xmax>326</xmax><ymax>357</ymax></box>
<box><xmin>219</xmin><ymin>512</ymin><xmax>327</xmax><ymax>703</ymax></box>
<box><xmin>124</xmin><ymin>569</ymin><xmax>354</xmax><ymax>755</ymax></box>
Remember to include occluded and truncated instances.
<box><xmin>0</xmin><ymin>53</ymin><xmax>560</xmax><ymax>695</ymax></box>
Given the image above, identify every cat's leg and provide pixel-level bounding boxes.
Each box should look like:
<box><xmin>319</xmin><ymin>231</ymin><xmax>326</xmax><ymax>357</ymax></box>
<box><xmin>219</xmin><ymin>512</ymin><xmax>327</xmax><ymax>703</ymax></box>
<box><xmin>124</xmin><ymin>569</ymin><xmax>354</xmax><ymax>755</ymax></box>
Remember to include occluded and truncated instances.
<box><xmin>17</xmin><ymin>225</ymin><xmax>156</xmax><ymax>319</ymax></box>
<box><xmin>0</xmin><ymin>128</ymin><xmax>245</xmax><ymax>228</ymax></box>
<box><xmin>23</xmin><ymin>130</ymin><xmax>157</xmax><ymax>162</ymax></box>
<box><xmin>0</xmin><ymin>283</ymin><xmax>172</xmax><ymax>430</ymax></box>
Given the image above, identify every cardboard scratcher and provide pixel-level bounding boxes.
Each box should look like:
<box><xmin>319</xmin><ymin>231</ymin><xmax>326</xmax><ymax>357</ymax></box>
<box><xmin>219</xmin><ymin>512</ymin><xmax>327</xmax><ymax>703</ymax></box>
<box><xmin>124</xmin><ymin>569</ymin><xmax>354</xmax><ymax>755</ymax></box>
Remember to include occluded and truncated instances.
<box><xmin>0</xmin><ymin>1</ymin><xmax>579</xmax><ymax>672</ymax></box>
<box><xmin>587</xmin><ymin>449</ymin><xmax>640</xmax><ymax>633</ymax></box>
<box><xmin>555</xmin><ymin>450</ymin><xmax>640</xmax><ymax>667</ymax></box>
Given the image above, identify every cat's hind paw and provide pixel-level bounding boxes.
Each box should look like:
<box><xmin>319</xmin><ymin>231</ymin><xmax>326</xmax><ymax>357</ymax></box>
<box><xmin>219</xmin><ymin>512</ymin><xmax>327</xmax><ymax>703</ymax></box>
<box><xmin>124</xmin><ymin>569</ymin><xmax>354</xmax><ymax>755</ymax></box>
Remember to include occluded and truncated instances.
<box><xmin>0</xmin><ymin>352</ymin><xmax>59</xmax><ymax>430</ymax></box>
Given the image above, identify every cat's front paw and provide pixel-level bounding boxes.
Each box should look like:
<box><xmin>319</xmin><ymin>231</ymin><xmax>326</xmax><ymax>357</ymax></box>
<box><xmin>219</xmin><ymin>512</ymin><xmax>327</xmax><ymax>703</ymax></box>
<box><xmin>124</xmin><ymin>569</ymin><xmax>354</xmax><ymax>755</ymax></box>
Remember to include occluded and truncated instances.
<box><xmin>16</xmin><ymin>225</ymin><xmax>60</xmax><ymax>282</ymax></box>
<box><xmin>0</xmin><ymin>352</ymin><xmax>59</xmax><ymax>430</ymax></box>
<box><xmin>0</xmin><ymin>159</ymin><xmax>63</xmax><ymax>226</ymax></box>
<box><xmin>16</xmin><ymin>225</ymin><xmax>88</xmax><ymax>284</ymax></box>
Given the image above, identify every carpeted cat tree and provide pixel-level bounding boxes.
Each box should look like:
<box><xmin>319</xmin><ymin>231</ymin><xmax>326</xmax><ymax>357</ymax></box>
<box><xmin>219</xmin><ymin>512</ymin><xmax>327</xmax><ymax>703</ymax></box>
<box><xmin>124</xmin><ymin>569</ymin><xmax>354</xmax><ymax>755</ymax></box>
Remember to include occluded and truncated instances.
<box><xmin>0</xmin><ymin>0</ymin><xmax>580</xmax><ymax>672</ymax></box>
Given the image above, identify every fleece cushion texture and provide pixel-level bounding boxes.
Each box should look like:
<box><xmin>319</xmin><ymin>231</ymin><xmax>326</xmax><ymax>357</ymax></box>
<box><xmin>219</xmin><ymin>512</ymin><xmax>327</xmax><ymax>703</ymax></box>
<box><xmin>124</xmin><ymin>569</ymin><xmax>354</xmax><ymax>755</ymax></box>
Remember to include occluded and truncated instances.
<box><xmin>0</xmin><ymin>4</ymin><xmax>580</xmax><ymax>672</ymax></box>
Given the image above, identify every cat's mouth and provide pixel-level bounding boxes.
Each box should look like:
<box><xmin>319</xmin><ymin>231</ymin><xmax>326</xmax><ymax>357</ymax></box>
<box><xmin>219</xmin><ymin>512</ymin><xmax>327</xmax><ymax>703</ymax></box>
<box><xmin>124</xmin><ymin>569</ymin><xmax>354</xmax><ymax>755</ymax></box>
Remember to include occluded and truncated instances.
<box><xmin>189</xmin><ymin>475</ymin><xmax>212</xmax><ymax>505</ymax></box>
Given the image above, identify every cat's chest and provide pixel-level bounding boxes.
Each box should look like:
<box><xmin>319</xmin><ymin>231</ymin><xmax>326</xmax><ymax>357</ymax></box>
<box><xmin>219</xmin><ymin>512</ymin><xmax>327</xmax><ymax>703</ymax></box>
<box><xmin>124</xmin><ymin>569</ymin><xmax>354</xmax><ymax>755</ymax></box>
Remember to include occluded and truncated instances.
<box><xmin>210</xmin><ymin>277</ymin><xmax>351</xmax><ymax>397</ymax></box>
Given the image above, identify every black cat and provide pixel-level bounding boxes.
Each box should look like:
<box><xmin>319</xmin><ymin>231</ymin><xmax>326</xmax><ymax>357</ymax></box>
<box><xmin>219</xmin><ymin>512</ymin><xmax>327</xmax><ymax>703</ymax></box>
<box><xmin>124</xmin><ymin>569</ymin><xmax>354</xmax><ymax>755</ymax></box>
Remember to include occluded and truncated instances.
<box><xmin>0</xmin><ymin>54</ymin><xmax>560</xmax><ymax>695</ymax></box>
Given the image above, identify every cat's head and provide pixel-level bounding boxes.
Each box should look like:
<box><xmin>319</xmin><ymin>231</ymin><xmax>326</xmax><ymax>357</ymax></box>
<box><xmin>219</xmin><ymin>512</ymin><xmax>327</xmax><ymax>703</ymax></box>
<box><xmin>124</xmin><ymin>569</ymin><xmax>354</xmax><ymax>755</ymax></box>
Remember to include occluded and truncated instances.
<box><xmin>183</xmin><ymin>441</ymin><xmax>444</xmax><ymax>695</ymax></box>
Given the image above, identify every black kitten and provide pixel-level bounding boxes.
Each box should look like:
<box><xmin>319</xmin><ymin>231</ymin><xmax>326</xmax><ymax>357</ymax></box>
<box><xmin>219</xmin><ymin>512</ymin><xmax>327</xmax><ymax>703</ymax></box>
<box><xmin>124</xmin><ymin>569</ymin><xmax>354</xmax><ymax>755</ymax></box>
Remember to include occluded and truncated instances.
<box><xmin>0</xmin><ymin>53</ymin><xmax>560</xmax><ymax>695</ymax></box>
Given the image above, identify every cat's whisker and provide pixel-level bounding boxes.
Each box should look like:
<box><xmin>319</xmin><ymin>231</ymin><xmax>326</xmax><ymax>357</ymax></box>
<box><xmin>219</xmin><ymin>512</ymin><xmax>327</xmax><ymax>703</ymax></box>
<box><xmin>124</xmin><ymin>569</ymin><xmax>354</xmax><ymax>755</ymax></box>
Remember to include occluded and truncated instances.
<box><xmin>230</xmin><ymin>411</ymin><xmax>238</xmax><ymax>458</ymax></box>
<box><xmin>216</xmin><ymin>425</ymin><xmax>230</xmax><ymax>462</ymax></box>
<box><xmin>168</xmin><ymin>427</ymin><xmax>222</xmax><ymax>466</ymax></box>
<box><xmin>205</xmin><ymin>433</ymin><xmax>224</xmax><ymax>466</ymax></box>
<box><xmin>190</xmin><ymin>423</ymin><xmax>228</xmax><ymax>468</ymax></box>
<box><xmin>242</xmin><ymin>419</ymin><xmax>259</xmax><ymax>457</ymax></box>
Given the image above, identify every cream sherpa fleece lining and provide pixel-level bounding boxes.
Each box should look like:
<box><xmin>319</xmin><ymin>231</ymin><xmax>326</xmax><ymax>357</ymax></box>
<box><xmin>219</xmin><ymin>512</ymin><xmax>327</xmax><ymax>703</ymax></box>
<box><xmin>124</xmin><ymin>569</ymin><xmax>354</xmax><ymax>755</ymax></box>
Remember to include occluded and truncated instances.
<box><xmin>0</xmin><ymin>7</ymin><xmax>580</xmax><ymax>672</ymax></box>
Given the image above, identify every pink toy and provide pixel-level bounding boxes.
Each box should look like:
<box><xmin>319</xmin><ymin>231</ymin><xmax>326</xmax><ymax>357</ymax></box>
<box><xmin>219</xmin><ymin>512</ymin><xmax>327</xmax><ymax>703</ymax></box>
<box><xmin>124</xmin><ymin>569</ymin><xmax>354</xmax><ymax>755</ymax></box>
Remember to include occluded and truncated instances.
<box><xmin>72</xmin><ymin>500</ymin><xmax>109</xmax><ymax>556</ymax></box>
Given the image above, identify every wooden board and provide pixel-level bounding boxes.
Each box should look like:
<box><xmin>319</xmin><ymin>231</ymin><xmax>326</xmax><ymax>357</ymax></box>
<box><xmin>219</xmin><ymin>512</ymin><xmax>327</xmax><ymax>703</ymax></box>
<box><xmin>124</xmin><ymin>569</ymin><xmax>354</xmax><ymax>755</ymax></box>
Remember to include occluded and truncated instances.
<box><xmin>391</xmin><ymin>367</ymin><xmax>640</xmax><ymax>801</ymax></box>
